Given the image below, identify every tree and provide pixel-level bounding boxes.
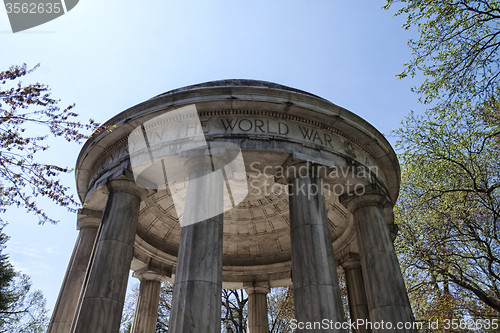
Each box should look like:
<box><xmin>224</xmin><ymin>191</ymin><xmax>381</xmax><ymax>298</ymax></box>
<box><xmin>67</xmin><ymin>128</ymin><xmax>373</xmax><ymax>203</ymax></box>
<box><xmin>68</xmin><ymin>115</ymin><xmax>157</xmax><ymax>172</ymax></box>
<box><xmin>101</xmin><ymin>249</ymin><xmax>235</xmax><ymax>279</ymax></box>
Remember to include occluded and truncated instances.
<box><xmin>0</xmin><ymin>224</ymin><xmax>15</xmax><ymax>316</ymax></box>
<box><xmin>394</xmin><ymin>107</ymin><xmax>500</xmax><ymax>322</ymax></box>
<box><xmin>268</xmin><ymin>287</ymin><xmax>294</xmax><ymax>333</ymax></box>
<box><xmin>155</xmin><ymin>282</ymin><xmax>173</xmax><ymax>333</ymax></box>
<box><xmin>0</xmin><ymin>274</ymin><xmax>49</xmax><ymax>333</ymax></box>
<box><xmin>338</xmin><ymin>271</ymin><xmax>351</xmax><ymax>328</ymax></box>
<box><xmin>0</xmin><ymin>63</ymin><xmax>100</xmax><ymax>224</ymax></box>
<box><xmin>383</xmin><ymin>0</ymin><xmax>500</xmax><ymax>325</ymax></box>
<box><xmin>383</xmin><ymin>0</ymin><xmax>500</xmax><ymax>117</ymax></box>
<box><xmin>121</xmin><ymin>284</ymin><xmax>246</xmax><ymax>333</ymax></box>
<box><xmin>121</xmin><ymin>283</ymin><xmax>301</xmax><ymax>333</ymax></box>
<box><xmin>221</xmin><ymin>289</ymin><xmax>247</xmax><ymax>333</ymax></box>
<box><xmin>0</xmin><ymin>223</ymin><xmax>49</xmax><ymax>333</ymax></box>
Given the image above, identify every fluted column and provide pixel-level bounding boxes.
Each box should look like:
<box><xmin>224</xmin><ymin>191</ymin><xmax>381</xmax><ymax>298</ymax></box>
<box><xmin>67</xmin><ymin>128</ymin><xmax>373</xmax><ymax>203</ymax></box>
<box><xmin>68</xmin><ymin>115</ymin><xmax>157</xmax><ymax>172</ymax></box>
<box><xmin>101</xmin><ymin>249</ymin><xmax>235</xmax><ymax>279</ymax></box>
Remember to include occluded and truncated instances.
<box><xmin>341</xmin><ymin>254</ymin><xmax>371</xmax><ymax>333</ymax></box>
<box><xmin>47</xmin><ymin>210</ymin><xmax>101</xmax><ymax>333</ymax></box>
<box><xmin>245</xmin><ymin>282</ymin><xmax>270</xmax><ymax>333</ymax></box>
<box><xmin>341</xmin><ymin>188</ymin><xmax>416</xmax><ymax>333</ymax></box>
<box><xmin>130</xmin><ymin>269</ymin><xmax>168</xmax><ymax>333</ymax></box>
<box><xmin>169</xmin><ymin>155</ymin><xmax>224</xmax><ymax>333</ymax></box>
<box><xmin>288</xmin><ymin>171</ymin><xmax>345</xmax><ymax>332</ymax></box>
<box><xmin>71</xmin><ymin>178</ymin><xmax>145</xmax><ymax>333</ymax></box>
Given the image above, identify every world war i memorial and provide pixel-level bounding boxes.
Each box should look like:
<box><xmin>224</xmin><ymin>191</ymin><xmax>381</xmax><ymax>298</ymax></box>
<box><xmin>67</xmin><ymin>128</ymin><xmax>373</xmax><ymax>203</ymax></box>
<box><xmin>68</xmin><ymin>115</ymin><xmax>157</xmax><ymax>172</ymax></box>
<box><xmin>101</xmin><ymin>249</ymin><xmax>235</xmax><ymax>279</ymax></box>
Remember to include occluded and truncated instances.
<box><xmin>48</xmin><ymin>80</ymin><xmax>415</xmax><ymax>333</ymax></box>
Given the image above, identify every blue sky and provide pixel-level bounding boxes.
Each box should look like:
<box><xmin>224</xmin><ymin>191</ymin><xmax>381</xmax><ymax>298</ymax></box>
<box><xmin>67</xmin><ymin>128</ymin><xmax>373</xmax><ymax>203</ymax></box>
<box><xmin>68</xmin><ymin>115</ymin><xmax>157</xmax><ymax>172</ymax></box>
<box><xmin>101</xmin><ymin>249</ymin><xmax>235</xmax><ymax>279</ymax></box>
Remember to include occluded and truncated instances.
<box><xmin>0</xmin><ymin>0</ymin><xmax>426</xmax><ymax>315</ymax></box>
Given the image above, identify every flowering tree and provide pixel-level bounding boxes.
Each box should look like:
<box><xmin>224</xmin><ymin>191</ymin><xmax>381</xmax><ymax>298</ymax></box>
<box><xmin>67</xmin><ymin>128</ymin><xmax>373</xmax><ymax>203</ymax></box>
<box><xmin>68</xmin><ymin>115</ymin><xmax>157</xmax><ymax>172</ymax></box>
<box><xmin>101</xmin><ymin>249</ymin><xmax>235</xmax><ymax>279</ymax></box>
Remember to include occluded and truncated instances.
<box><xmin>0</xmin><ymin>63</ymin><xmax>99</xmax><ymax>224</ymax></box>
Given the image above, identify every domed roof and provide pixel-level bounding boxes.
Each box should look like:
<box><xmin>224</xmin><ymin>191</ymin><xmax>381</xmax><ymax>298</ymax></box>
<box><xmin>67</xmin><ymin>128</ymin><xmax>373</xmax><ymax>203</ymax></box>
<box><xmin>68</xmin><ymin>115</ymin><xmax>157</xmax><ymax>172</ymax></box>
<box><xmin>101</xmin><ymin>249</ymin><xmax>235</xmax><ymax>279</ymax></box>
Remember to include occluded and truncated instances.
<box><xmin>152</xmin><ymin>79</ymin><xmax>327</xmax><ymax>101</ymax></box>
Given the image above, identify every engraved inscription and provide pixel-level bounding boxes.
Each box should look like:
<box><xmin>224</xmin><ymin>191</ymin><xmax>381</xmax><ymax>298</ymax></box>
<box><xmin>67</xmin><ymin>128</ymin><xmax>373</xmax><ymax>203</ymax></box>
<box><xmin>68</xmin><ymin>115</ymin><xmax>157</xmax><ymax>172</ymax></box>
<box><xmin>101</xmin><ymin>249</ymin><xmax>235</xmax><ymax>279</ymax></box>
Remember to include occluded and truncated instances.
<box><xmin>88</xmin><ymin>114</ymin><xmax>382</xmax><ymax>194</ymax></box>
<box><xmin>297</xmin><ymin>126</ymin><xmax>334</xmax><ymax>148</ymax></box>
<box><xmin>218</xmin><ymin>118</ymin><xmax>335</xmax><ymax>149</ymax></box>
<box><xmin>221</xmin><ymin>118</ymin><xmax>289</xmax><ymax>135</ymax></box>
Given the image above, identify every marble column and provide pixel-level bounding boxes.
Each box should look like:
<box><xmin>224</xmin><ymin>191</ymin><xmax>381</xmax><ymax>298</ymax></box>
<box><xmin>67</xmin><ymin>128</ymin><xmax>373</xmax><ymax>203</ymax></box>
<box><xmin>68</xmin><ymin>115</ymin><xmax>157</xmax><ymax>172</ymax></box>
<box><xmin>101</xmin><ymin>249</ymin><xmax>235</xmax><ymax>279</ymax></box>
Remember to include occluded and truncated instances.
<box><xmin>71</xmin><ymin>178</ymin><xmax>145</xmax><ymax>333</ymax></box>
<box><xmin>130</xmin><ymin>269</ymin><xmax>167</xmax><ymax>333</ymax></box>
<box><xmin>288</xmin><ymin>174</ymin><xmax>345</xmax><ymax>332</ymax></box>
<box><xmin>245</xmin><ymin>282</ymin><xmax>270</xmax><ymax>333</ymax></box>
<box><xmin>169</xmin><ymin>155</ymin><xmax>224</xmax><ymax>333</ymax></box>
<box><xmin>47</xmin><ymin>210</ymin><xmax>101</xmax><ymax>333</ymax></box>
<box><xmin>341</xmin><ymin>255</ymin><xmax>371</xmax><ymax>333</ymax></box>
<box><xmin>342</xmin><ymin>191</ymin><xmax>415</xmax><ymax>333</ymax></box>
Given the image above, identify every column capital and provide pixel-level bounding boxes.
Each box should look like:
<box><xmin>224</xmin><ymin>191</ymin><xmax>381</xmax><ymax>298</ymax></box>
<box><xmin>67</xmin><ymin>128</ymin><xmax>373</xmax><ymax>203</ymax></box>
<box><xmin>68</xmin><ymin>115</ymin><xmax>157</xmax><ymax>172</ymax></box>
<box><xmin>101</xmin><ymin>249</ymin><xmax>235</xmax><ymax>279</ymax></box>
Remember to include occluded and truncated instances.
<box><xmin>133</xmin><ymin>267</ymin><xmax>169</xmax><ymax>283</ymax></box>
<box><xmin>76</xmin><ymin>209</ymin><xmax>102</xmax><ymax>230</ymax></box>
<box><xmin>339</xmin><ymin>253</ymin><xmax>361</xmax><ymax>270</ymax></box>
<box><xmin>244</xmin><ymin>281</ymin><xmax>270</xmax><ymax>295</ymax></box>
<box><xmin>106</xmin><ymin>177</ymin><xmax>148</xmax><ymax>199</ymax></box>
<box><xmin>179</xmin><ymin>144</ymin><xmax>231</xmax><ymax>173</ymax></box>
<box><xmin>274</xmin><ymin>154</ymin><xmax>333</xmax><ymax>184</ymax></box>
<box><xmin>339</xmin><ymin>183</ymin><xmax>392</xmax><ymax>213</ymax></box>
<box><xmin>180</xmin><ymin>142</ymin><xmax>236</xmax><ymax>175</ymax></box>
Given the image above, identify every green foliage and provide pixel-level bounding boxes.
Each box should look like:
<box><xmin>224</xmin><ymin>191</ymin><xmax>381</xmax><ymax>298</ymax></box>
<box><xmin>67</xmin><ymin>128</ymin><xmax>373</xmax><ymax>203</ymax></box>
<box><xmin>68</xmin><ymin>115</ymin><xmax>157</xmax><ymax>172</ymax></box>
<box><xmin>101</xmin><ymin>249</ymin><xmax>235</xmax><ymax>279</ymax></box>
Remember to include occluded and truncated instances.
<box><xmin>0</xmin><ymin>224</ymin><xmax>15</xmax><ymax>316</ymax></box>
<box><xmin>0</xmin><ymin>224</ymin><xmax>16</xmax><ymax>312</ymax></box>
<box><xmin>268</xmin><ymin>287</ymin><xmax>294</xmax><ymax>333</ymax></box>
<box><xmin>0</xmin><ymin>224</ymin><xmax>48</xmax><ymax>333</ymax></box>
<box><xmin>0</xmin><ymin>64</ymin><xmax>99</xmax><ymax>224</ymax></box>
<box><xmin>0</xmin><ymin>274</ymin><xmax>49</xmax><ymax>333</ymax></box>
<box><xmin>384</xmin><ymin>0</ymin><xmax>500</xmax><ymax>113</ymax></box>
<box><xmin>394</xmin><ymin>106</ymin><xmax>500</xmax><ymax>321</ymax></box>
<box><xmin>384</xmin><ymin>1</ymin><xmax>500</xmax><ymax>322</ymax></box>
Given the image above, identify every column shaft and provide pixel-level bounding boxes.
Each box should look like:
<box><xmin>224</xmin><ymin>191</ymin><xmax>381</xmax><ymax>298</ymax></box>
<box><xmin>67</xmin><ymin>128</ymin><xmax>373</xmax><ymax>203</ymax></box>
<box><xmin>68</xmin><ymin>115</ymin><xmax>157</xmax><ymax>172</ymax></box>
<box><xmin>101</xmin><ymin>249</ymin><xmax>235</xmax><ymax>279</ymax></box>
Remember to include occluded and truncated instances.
<box><xmin>343</xmin><ymin>264</ymin><xmax>371</xmax><ymax>333</ymax></box>
<box><xmin>289</xmin><ymin>176</ymin><xmax>345</xmax><ymax>332</ymax></box>
<box><xmin>130</xmin><ymin>279</ymin><xmax>162</xmax><ymax>333</ymax></box>
<box><xmin>354</xmin><ymin>203</ymin><xmax>415</xmax><ymax>332</ymax></box>
<box><xmin>71</xmin><ymin>180</ymin><xmax>143</xmax><ymax>333</ymax></box>
<box><xmin>169</xmin><ymin>166</ymin><xmax>224</xmax><ymax>333</ymax></box>
<box><xmin>47</xmin><ymin>223</ymin><xmax>99</xmax><ymax>333</ymax></box>
<box><xmin>245</xmin><ymin>283</ymin><xmax>270</xmax><ymax>333</ymax></box>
